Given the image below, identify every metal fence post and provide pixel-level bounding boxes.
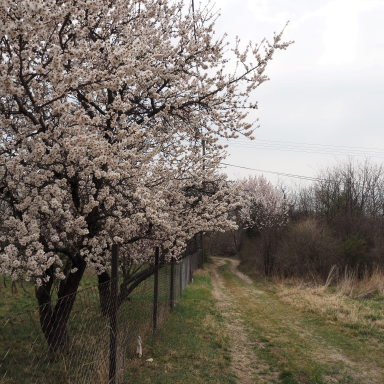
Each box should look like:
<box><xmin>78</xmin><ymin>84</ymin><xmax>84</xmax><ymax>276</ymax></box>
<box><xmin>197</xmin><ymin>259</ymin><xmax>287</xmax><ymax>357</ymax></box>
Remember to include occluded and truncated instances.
<box><xmin>179</xmin><ymin>259</ymin><xmax>183</xmax><ymax>297</ymax></box>
<box><xmin>153</xmin><ymin>247</ymin><xmax>159</xmax><ymax>333</ymax></box>
<box><xmin>201</xmin><ymin>232</ymin><xmax>205</xmax><ymax>267</ymax></box>
<box><xmin>109</xmin><ymin>244</ymin><xmax>119</xmax><ymax>384</ymax></box>
<box><xmin>170</xmin><ymin>257</ymin><xmax>175</xmax><ymax>312</ymax></box>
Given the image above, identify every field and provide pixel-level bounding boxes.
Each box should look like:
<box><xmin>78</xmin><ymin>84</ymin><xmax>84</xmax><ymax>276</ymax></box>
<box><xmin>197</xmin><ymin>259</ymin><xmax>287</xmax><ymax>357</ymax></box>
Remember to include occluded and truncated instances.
<box><xmin>2</xmin><ymin>259</ymin><xmax>384</xmax><ymax>383</ymax></box>
<box><xmin>122</xmin><ymin>258</ymin><xmax>384</xmax><ymax>383</ymax></box>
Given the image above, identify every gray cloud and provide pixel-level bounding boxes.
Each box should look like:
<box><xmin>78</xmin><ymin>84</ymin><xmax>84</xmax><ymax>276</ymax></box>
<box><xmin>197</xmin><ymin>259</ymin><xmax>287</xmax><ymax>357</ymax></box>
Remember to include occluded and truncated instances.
<box><xmin>210</xmin><ymin>0</ymin><xmax>384</xmax><ymax>182</ymax></box>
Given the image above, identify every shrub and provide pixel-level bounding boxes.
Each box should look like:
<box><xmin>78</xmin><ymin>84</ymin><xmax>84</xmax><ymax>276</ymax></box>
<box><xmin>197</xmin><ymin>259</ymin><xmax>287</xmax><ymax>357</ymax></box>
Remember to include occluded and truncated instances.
<box><xmin>338</xmin><ymin>234</ymin><xmax>368</xmax><ymax>269</ymax></box>
<box><xmin>274</xmin><ymin>219</ymin><xmax>339</xmax><ymax>280</ymax></box>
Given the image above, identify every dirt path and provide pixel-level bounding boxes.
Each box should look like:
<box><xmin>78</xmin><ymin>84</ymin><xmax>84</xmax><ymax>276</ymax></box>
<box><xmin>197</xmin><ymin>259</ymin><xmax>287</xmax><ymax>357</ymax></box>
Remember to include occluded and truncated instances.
<box><xmin>211</xmin><ymin>257</ymin><xmax>384</xmax><ymax>384</ymax></box>
<box><xmin>210</xmin><ymin>259</ymin><xmax>278</xmax><ymax>383</ymax></box>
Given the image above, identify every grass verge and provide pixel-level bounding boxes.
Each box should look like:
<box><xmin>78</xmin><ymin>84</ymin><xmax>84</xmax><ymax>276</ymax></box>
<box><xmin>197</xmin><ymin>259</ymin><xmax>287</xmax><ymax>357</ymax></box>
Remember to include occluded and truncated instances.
<box><xmin>124</xmin><ymin>268</ymin><xmax>236</xmax><ymax>384</ymax></box>
<box><xmin>226</xmin><ymin>260</ymin><xmax>384</xmax><ymax>383</ymax></box>
<box><xmin>276</xmin><ymin>283</ymin><xmax>384</xmax><ymax>341</ymax></box>
<box><xmin>0</xmin><ymin>272</ymin><xmax>99</xmax><ymax>319</ymax></box>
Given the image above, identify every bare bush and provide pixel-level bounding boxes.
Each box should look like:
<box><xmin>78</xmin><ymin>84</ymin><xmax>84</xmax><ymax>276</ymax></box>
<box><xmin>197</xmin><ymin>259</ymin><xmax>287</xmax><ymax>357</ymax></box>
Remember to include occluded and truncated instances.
<box><xmin>291</xmin><ymin>159</ymin><xmax>384</xmax><ymax>274</ymax></box>
<box><xmin>205</xmin><ymin>231</ymin><xmax>238</xmax><ymax>257</ymax></box>
<box><xmin>274</xmin><ymin>219</ymin><xmax>340</xmax><ymax>280</ymax></box>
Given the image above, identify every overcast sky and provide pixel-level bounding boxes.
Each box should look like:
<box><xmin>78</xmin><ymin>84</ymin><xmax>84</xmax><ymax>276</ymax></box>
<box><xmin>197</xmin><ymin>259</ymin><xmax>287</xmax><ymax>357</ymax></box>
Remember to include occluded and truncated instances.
<box><xmin>210</xmin><ymin>0</ymin><xmax>384</xmax><ymax>185</ymax></box>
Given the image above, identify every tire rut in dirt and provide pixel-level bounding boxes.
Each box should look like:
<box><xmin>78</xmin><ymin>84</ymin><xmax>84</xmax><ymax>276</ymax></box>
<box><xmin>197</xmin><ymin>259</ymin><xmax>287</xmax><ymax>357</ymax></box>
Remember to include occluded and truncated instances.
<box><xmin>210</xmin><ymin>259</ymin><xmax>277</xmax><ymax>383</ymax></box>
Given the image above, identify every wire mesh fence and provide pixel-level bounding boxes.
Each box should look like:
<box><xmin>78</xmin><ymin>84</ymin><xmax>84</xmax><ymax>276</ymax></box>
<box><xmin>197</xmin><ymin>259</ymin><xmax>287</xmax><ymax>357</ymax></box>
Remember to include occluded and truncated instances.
<box><xmin>0</xmin><ymin>251</ymin><xmax>201</xmax><ymax>384</ymax></box>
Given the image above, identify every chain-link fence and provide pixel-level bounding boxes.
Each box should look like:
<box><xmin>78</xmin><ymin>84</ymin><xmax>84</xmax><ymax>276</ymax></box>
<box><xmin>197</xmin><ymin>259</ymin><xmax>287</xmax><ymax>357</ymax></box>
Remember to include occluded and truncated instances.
<box><xmin>0</xmin><ymin>251</ymin><xmax>201</xmax><ymax>384</ymax></box>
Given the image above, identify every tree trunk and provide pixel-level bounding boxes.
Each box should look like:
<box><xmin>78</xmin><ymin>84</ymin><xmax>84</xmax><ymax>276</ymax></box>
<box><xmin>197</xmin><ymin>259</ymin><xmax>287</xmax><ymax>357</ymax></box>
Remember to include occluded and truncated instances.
<box><xmin>11</xmin><ymin>280</ymin><xmax>18</xmax><ymax>293</ymax></box>
<box><xmin>263</xmin><ymin>234</ymin><xmax>274</xmax><ymax>277</ymax></box>
<box><xmin>36</xmin><ymin>258</ymin><xmax>87</xmax><ymax>353</ymax></box>
<box><xmin>233</xmin><ymin>230</ymin><xmax>238</xmax><ymax>253</ymax></box>
<box><xmin>98</xmin><ymin>265</ymin><xmax>157</xmax><ymax>317</ymax></box>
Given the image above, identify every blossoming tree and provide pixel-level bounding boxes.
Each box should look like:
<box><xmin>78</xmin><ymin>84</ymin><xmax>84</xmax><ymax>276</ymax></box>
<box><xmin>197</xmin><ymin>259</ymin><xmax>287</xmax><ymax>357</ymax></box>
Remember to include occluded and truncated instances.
<box><xmin>239</xmin><ymin>175</ymin><xmax>290</xmax><ymax>275</ymax></box>
<box><xmin>0</xmin><ymin>0</ymin><xmax>292</xmax><ymax>350</ymax></box>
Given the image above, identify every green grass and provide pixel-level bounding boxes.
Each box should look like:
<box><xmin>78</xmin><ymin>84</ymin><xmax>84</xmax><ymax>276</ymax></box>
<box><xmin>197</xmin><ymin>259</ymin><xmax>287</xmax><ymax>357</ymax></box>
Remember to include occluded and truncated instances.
<box><xmin>0</xmin><ymin>268</ymin><xmax>169</xmax><ymax>383</ymax></box>
<box><xmin>0</xmin><ymin>262</ymin><xmax>205</xmax><ymax>383</ymax></box>
<box><xmin>0</xmin><ymin>272</ymin><xmax>99</xmax><ymax>320</ymax></box>
<box><xmin>0</xmin><ymin>273</ymin><xmax>112</xmax><ymax>384</ymax></box>
<box><xmin>232</xmin><ymin>260</ymin><xmax>384</xmax><ymax>383</ymax></box>
<box><xmin>124</xmin><ymin>268</ymin><xmax>237</xmax><ymax>384</ymax></box>
<box><xmin>4</xmin><ymin>257</ymin><xmax>384</xmax><ymax>383</ymax></box>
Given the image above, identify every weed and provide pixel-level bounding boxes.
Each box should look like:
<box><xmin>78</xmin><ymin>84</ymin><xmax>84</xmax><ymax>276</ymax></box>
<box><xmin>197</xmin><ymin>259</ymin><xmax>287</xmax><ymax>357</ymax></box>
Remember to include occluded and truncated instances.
<box><xmin>279</xmin><ymin>370</ymin><xmax>300</xmax><ymax>383</ymax></box>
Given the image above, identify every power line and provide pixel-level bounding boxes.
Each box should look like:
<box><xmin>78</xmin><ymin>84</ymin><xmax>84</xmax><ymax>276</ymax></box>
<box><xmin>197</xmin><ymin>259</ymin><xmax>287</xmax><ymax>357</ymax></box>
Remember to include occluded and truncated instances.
<box><xmin>221</xmin><ymin>163</ymin><xmax>384</xmax><ymax>193</ymax></box>
<box><xmin>219</xmin><ymin>141</ymin><xmax>384</xmax><ymax>159</ymax></box>
<box><xmin>226</xmin><ymin>141</ymin><xmax>383</xmax><ymax>154</ymax></box>
<box><xmin>223</xmin><ymin>143</ymin><xmax>384</xmax><ymax>159</ymax></box>
<box><xmin>220</xmin><ymin>163</ymin><xmax>324</xmax><ymax>182</ymax></box>
<box><xmin>225</xmin><ymin>138</ymin><xmax>384</xmax><ymax>153</ymax></box>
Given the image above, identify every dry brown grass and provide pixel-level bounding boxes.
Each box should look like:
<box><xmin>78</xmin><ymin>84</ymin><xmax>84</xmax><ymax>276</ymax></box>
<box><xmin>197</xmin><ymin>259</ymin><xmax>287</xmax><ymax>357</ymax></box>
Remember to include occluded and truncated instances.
<box><xmin>274</xmin><ymin>265</ymin><xmax>384</xmax><ymax>334</ymax></box>
<box><xmin>337</xmin><ymin>266</ymin><xmax>384</xmax><ymax>298</ymax></box>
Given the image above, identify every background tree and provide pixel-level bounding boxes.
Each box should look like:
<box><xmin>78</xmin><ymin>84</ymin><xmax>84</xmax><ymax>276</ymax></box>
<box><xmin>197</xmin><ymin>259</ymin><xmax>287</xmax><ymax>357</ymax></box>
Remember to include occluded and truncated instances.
<box><xmin>209</xmin><ymin>159</ymin><xmax>384</xmax><ymax>280</ymax></box>
<box><xmin>239</xmin><ymin>175</ymin><xmax>290</xmax><ymax>275</ymax></box>
<box><xmin>274</xmin><ymin>158</ymin><xmax>384</xmax><ymax>278</ymax></box>
<box><xmin>303</xmin><ymin>159</ymin><xmax>384</xmax><ymax>270</ymax></box>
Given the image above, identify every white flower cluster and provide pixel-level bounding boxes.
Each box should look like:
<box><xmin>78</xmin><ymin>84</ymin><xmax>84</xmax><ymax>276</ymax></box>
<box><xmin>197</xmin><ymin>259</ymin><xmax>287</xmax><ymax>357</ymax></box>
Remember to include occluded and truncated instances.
<box><xmin>239</xmin><ymin>176</ymin><xmax>290</xmax><ymax>231</ymax></box>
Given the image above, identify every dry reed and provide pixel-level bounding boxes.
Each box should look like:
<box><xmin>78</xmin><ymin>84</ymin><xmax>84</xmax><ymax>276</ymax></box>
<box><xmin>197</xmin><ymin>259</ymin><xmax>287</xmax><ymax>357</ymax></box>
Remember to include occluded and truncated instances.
<box><xmin>274</xmin><ymin>265</ymin><xmax>384</xmax><ymax>333</ymax></box>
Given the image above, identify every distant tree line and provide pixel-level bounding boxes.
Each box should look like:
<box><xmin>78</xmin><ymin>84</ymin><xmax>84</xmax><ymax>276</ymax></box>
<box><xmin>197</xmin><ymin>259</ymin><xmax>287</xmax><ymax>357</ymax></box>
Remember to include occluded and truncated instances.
<box><xmin>207</xmin><ymin>158</ymin><xmax>384</xmax><ymax>280</ymax></box>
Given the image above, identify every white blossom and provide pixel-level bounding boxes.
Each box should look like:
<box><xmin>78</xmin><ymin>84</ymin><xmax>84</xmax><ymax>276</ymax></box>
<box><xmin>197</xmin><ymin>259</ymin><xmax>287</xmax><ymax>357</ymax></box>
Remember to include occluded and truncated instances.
<box><xmin>239</xmin><ymin>176</ymin><xmax>290</xmax><ymax>231</ymax></box>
